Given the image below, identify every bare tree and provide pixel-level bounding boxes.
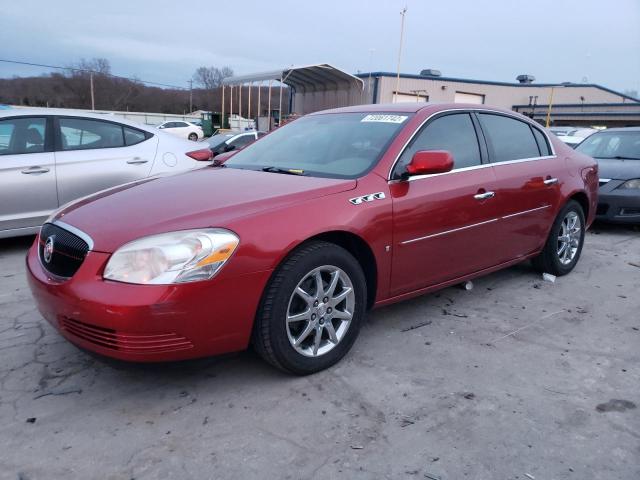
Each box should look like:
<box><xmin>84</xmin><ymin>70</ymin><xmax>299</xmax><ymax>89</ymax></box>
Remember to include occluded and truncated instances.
<box><xmin>67</xmin><ymin>58</ymin><xmax>112</xmax><ymax>77</ymax></box>
<box><xmin>193</xmin><ymin>66</ymin><xmax>234</xmax><ymax>89</ymax></box>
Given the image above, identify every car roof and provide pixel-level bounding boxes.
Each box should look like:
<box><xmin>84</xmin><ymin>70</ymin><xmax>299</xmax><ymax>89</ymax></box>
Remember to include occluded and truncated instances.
<box><xmin>0</xmin><ymin>106</ymin><xmax>157</xmax><ymax>132</ymax></box>
<box><xmin>312</xmin><ymin>102</ymin><xmax>520</xmax><ymax>117</ymax></box>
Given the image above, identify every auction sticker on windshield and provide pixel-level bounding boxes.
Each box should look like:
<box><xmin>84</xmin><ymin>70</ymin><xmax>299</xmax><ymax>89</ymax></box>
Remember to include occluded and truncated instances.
<box><xmin>361</xmin><ymin>114</ymin><xmax>408</xmax><ymax>123</ymax></box>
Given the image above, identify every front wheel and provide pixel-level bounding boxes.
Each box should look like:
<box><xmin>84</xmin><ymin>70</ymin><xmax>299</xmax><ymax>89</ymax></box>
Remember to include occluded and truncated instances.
<box><xmin>188</xmin><ymin>132</ymin><xmax>198</xmax><ymax>141</ymax></box>
<box><xmin>252</xmin><ymin>241</ymin><xmax>367</xmax><ymax>375</ymax></box>
<box><xmin>532</xmin><ymin>200</ymin><xmax>585</xmax><ymax>276</ymax></box>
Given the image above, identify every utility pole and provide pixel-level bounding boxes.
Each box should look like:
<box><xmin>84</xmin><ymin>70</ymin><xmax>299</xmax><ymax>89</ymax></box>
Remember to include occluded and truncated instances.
<box><xmin>188</xmin><ymin>79</ymin><xmax>193</xmax><ymax>113</ymax></box>
<box><xmin>90</xmin><ymin>71</ymin><xmax>95</xmax><ymax>110</ymax></box>
<box><xmin>394</xmin><ymin>7</ymin><xmax>407</xmax><ymax>103</ymax></box>
<box><xmin>367</xmin><ymin>48</ymin><xmax>375</xmax><ymax>102</ymax></box>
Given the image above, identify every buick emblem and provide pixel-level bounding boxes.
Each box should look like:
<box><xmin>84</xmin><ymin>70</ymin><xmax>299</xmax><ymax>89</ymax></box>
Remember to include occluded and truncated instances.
<box><xmin>43</xmin><ymin>236</ymin><xmax>55</xmax><ymax>263</ymax></box>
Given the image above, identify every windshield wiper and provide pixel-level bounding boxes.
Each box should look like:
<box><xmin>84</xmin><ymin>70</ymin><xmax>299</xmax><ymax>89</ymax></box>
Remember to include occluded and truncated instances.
<box><xmin>261</xmin><ymin>166</ymin><xmax>306</xmax><ymax>176</ymax></box>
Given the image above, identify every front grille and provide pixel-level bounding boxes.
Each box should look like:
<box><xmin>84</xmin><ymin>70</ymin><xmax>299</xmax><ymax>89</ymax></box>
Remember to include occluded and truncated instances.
<box><xmin>59</xmin><ymin>317</ymin><xmax>194</xmax><ymax>354</ymax></box>
<box><xmin>39</xmin><ymin>223</ymin><xmax>89</xmax><ymax>278</ymax></box>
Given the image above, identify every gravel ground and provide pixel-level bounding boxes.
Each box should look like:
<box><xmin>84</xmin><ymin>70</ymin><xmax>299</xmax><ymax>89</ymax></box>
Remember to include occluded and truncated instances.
<box><xmin>1</xmin><ymin>224</ymin><xmax>639</xmax><ymax>480</ymax></box>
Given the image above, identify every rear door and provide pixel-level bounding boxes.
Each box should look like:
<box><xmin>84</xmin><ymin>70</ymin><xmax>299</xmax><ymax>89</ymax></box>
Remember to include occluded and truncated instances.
<box><xmin>0</xmin><ymin>116</ymin><xmax>58</xmax><ymax>231</ymax></box>
<box><xmin>54</xmin><ymin>116</ymin><xmax>156</xmax><ymax>205</ymax></box>
<box><xmin>476</xmin><ymin>112</ymin><xmax>563</xmax><ymax>261</ymax></box>
<box><xmin>389</xmin><ymin>112</ymin><xmax>501</xmax><ymax>295</ymax></box>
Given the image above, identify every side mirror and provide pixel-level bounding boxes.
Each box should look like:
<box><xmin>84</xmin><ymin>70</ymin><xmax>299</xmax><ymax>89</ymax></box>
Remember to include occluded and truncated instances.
<box><xmin>158</xmin><ymin>125</ymin><xmax>165</xmax><ymax>129</ymax></box>
<box><xmin>405</xmin><ymin>150</ymin><xmax>454</xmax><ymax>177</ymax></box>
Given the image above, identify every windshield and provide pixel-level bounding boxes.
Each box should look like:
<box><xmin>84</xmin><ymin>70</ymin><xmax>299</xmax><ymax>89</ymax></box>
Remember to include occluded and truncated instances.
<box><xmin>207</xmin><ymin>133</ymin><xmax>235</xmax><ymax>148</ymax></box>
<box><xmin>576</xmin><ymin>131</ymin><xmax>640</xmax><ymax>159</ymax></box>
<box><xmin>224</xmin><ymin>112</ymin><xmax>411</xmax><ymax>178</ymax></box>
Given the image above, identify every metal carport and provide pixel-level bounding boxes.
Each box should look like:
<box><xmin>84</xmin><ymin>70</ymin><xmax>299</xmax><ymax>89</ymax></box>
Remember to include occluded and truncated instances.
<box><xmin>222</xmin><ymin>64</ymin><xmax>364</xmax><ymax>130</ymax></box>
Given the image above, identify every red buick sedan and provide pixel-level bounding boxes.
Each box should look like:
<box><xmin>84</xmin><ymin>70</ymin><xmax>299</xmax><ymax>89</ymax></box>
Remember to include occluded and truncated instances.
<box><xmin>26</xmin><ymin>103</ymin><xmax>598</xmax><ymax>374</ymax></box>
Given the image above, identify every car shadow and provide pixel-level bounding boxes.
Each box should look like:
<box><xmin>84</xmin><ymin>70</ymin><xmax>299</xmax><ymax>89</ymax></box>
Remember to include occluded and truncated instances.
<box><xmin>0</xmin><ymin>234</ymin><xmax>36</xmax><ymax>252</ymax></box>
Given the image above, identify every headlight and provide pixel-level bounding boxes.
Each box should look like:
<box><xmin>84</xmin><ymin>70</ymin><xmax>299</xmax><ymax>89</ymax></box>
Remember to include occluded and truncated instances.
<box><xmin>103</xmin><ymin>229</ymin><xmax>239</xmax><ymax>285</ymax></box>
<box><xmin>618</xmin><ymin>179</ymin><xmax>640</xmax><ymax>189</ymax></box>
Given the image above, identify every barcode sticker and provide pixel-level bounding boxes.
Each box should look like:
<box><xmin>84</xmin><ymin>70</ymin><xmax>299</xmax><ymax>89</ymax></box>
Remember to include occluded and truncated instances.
<box><xmin>361</xmin><ymin>114</ymin><xmax>408</xmax><ymax>124</ymax></box>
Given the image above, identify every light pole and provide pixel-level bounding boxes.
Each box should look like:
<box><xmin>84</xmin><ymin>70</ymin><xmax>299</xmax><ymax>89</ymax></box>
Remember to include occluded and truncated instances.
<box><xmin>394</xmin><ymin>7</ymin><xmax>407</xmax><ymax>103</ymax></box>
<box><xmin>545</xmin><ymin>86</ymin><xmax>564</xmax><ymax>127</ymax></box>
<box><xmin>367</xmin><ymin>48</ymin><xmax>375</xmax><ymax>102</ymax></box>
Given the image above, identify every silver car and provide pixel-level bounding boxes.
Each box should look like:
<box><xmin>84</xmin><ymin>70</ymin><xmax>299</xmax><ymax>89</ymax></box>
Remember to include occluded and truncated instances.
<box><xmin>0</xmin><ymin>107</ymin><xmax>213</xmax><ymax>238</ymax></box>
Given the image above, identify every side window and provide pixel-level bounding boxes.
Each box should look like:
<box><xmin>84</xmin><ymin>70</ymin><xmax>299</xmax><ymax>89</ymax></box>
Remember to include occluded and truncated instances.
<box><xmin>124</xmin><ymin>127</ymin><xmax>148</xmax><ymax>146</ymax></box>
<box><xmin>478</xmin><ymin>114</ymin><xmax>540</xmax><ymax>162</ymax></box>
<box><xmin>394</xmin><ymin>113</ymin><xmax>481</xmax><ymax>178</ymax></box>
<box><xmin>531</xmin><ymin>127</ymin><xmax>551</xmax><ymax>156</ymax></box>
<box><xmin>174</xmin><ymin>122</ymin><xmax>188</xmax><ymax>128</ymax></box>
<box><xmin>59</xmin><ymin>118</ymin><xmax>125</xmax><ymax>151</ymax></box>
<box><xmin>230</xmin><ymin>135</ymin><xmax>255</xmax><ymax>148</ymax></box>
<box><xmin>0</xmin><ymin>117</ymin><xmax>47</xmax><ymax>155</ymax></box>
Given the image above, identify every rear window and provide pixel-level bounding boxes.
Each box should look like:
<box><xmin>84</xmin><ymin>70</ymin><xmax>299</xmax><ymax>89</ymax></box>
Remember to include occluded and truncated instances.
<box><xmin>60</xmin><ymin>118</ymin><xmax>125</xmax><ymax>150</ymax></box>
<box><xmin>478</xmin><ymin>113</ymin><xmax>541</xmax><ymax>163</ymax></box>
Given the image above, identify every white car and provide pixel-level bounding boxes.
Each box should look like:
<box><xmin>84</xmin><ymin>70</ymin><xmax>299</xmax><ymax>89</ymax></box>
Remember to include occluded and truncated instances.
<box><xmin>0</xmin><ymin>107</ymin><xmax>213</xmax><ymax>238</ymax></box>
<box><xmin>157</xmin><ymin>120</ymin><xmax>204</xmax><ymax>141</ymax></box>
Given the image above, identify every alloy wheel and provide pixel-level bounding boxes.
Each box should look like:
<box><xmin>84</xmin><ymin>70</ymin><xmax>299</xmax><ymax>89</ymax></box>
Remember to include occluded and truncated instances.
<box><xmin>557</xmin><ymin>210</ymin><xmax>582</xmax><ymax>265</ymax></box>
<box><xmin>286</xmin><ymin>265</ymin><xmax>355</xmax><ymax>357</ymax></box>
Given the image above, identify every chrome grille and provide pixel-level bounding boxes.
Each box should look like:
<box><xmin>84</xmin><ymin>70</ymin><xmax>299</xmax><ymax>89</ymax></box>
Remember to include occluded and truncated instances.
<box><xmin>38</xmin><ymin>223</ymin><xmax>89</xmax><ymax>278</ymax></box>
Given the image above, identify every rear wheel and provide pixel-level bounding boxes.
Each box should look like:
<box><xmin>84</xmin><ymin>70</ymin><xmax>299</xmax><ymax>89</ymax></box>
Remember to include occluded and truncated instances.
<box><xmin>188</xmin><ymin>132</ymin><xmax>198</xmax><ymax>141</ymax></box>
<box><xmin>252</xmin><ymin>241</ymin><xmax>367</xmax><ymax>375</ymax></box>
<box><xmin>532</xmin><ymin>200</ymin><xmax>585</xmax><ymax>276</ymax></box>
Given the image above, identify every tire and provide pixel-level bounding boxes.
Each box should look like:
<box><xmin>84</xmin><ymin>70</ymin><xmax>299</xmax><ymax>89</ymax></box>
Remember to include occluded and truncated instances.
<box><xmin>252</xmin><ymin>241</ymin><xmax>367</xmax><ymax>375</ymax></box>
<box><xmin>532</xmin><ymin>200</ymin><xmax>585</xmax><ymax>276</ymax></box>
<box><xmin>188</xmin><ymin>132</ymin><xmax>198</xmax><ymax>141</ymax></box>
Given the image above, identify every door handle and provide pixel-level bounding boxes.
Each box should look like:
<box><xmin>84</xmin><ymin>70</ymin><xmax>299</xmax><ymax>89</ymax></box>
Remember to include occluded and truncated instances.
<box><xmin>474</xmin><ymin>191</ymin><xmax>495</xmax><ymax>200</ymax></box>
<box><xmin>544</xmin><ymin>177</ymin><xmax>559</xmax><ymax>185</ymax></box>
<box><xmin>21</xmin><ymin>167</ymin><xmax>50</xmax><ymax>174</ymax></box>
<box><xmin>126</xmin><ymin>158</ymin><xmax>148</xmax><ymax>165</ymax></box>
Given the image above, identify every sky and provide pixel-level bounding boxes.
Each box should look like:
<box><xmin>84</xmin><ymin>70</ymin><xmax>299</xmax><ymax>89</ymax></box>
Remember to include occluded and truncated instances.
<box><xmin>1</xmin><ymin>0</ymin><xmax>639</xmax><ymax>94</ymax></box>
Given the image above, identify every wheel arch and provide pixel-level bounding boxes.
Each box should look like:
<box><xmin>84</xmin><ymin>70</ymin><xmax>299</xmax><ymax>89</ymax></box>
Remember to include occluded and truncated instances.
<box><xmin>568</xmin><ymin>190</ymin><xmax>589</xmax><ymax>218</ymax></box>
<box><xmin>291</xmin><ymin>230</ymin><xmax>378</xmax><ymax>310</ymax></box>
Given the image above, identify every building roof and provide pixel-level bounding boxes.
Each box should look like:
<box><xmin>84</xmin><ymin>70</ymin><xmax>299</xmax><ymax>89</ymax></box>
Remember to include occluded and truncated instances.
<box><xmin>224</xmin><ymin>64</ymin><xmax>364</xmax><ymax>92</ymax></box>
<box><xmin>356</xmin><ymin>72</ymin><xmax>640</xmax><ymax>103</ymax></box>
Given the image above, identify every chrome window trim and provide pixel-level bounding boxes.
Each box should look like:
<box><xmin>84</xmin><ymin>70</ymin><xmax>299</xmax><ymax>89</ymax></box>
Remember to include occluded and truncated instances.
<box><xmin>387</xmin><ymin>107</ymin><xmax>557</xmax><ymax>181</ymax></box>
<box><xmin>52</xmin><ymin>220</ymin><xmax>95</xmax><ymax>251</ymax></box>
<box><xmin>388</xmin><ymin>154</ymin><xmax>557</xmax><ymax>184</ymax></box>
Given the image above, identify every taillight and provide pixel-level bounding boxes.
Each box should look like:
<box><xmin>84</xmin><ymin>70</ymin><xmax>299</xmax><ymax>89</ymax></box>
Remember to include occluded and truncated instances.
<box><xmin>186</xmin><ymin>149</ymin><xmax>213</xmax><ymax>161</ymax></box>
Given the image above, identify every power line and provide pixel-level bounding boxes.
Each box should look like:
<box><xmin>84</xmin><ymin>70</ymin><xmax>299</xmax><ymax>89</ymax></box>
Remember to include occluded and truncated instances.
<box><xmin>0</xmin><ymin>58</ymin><xmax>188</xmax><ymax>90</ymax></box>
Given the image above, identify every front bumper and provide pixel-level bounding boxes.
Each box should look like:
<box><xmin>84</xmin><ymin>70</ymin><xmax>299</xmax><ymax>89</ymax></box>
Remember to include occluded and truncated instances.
<box><xmin>596</xmin><ymin>180</ymin><xmax>640</xmax><ymax>224</ymax></box>
<box><xmin>26</xmin><ymin>239</ymin><xmax>272</xmax><ymax>362</ymax></box>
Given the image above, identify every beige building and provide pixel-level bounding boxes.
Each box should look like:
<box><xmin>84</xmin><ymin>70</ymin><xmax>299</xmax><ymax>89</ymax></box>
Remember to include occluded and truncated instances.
<box><xmin>357</xmin><ymin>71</ymin><xmax>640</xmax><ymax>127</ymax></box>
<box><xmin>225</xmin><ymin>65</ymin><xmax>640</xmax><ymax>127</ymax></box>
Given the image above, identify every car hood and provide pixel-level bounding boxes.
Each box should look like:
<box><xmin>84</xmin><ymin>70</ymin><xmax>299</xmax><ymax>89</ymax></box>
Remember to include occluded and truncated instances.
<box><xmin>56</xmin><ymin>167</ymin><xmax>357</xmax><ymax>252</ymax></box>
<box><xmin>595</xmin><ymin>157</ymin><xmax>640</xmax><ymax>180</ymax></box>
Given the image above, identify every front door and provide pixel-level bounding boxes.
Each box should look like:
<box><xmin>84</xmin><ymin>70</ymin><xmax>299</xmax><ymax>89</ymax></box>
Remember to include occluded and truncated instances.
<box><xmin>390</xmin><ymin>112</ymin><xmax>502</xmax><ymax>296</ymax></box>
<box><xmin>0</xmin><ymin>116</ymin><xmax>58</xmax><ymax>232</ymax></box>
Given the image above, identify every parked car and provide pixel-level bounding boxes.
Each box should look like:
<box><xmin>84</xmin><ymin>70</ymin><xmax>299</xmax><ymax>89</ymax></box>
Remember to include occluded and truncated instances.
<box><xmin>157</xmin><ymin>120</ymin><xmax>204</xmax><ymax>141</ymax></box>
<box><xmin>207</xmin><ymin>131</ymin><xmax>266</xmax><ymax>157</ymax></box>
<box><xmin>550</xmin><ymin>127</ymin><xmax>597</xmax><ymax>148</ymax></box>
<box><xmin>575</xmin><ymin>127</ymin><xmax>640</xmax><ymax>223</ymax></box>
<box><xmin>0</xmin><ymin>107</ymin><xmax>213</xmax><ymax>238</ymax></box>
<box><xmin>27</xmin><ymin>103</ymin><xmax>598</xmax><ymax>374</ymax></box>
